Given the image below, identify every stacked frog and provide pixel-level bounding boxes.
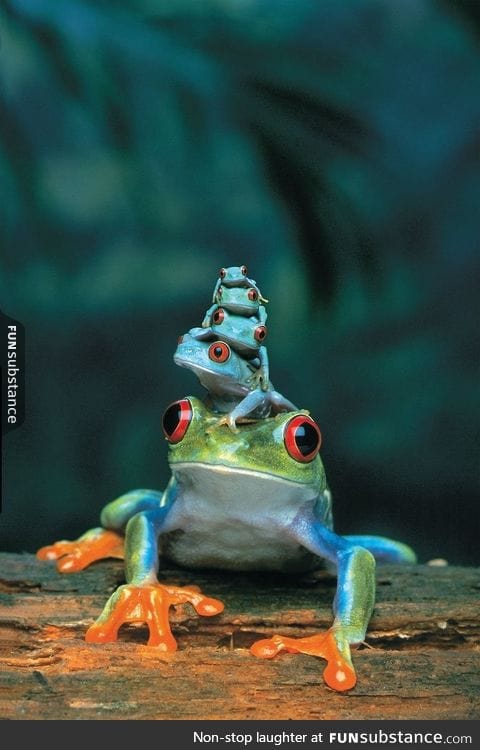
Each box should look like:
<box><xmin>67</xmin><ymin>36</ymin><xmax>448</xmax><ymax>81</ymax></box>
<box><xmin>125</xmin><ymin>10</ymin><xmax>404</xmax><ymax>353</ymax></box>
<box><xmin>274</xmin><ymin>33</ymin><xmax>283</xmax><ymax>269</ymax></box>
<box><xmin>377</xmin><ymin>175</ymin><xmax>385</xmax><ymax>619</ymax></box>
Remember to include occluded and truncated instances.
<box><xmin>37</xmin><ymin>265</ymin><xmax>417</xmax><ymax>694</ymax></box>
<box><xmin>175</xmin><ymin>265</ymin><xmax>297</xmax><ymax>431</ymax></box>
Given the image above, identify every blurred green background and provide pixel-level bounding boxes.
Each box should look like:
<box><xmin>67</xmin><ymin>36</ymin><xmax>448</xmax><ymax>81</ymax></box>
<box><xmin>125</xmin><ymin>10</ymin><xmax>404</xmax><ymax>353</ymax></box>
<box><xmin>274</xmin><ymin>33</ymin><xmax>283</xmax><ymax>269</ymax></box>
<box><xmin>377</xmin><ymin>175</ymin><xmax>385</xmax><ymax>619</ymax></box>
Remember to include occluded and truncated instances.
<box><xmin>1</xmin><ymin>0</ymin><xmax>479</xmax><ymax>565</ymax></box>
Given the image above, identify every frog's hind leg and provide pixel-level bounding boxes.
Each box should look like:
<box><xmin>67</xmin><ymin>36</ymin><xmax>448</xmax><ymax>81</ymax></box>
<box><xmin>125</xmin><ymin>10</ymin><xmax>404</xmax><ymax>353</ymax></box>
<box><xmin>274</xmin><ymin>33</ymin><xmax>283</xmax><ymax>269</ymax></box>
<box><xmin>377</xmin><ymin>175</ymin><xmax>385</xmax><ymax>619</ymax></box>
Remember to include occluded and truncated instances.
<box><xmin>251</xmin><ymin>509</ymin><xmax>376</xmax><ymax>692</ymax></box>
<box><xmin>85</xmin><ymin>499</ymin><xmax>224</xmax><ymax>649</ymax></box>
<box><xmin>37</xmin><ymin>489</ymin><xmax>164</xmax><ymax>573</ymax></box>
<box><xmin>344</xmin><ymin>535</ymin><xmax>416</xmax><ymax>564</ymax></box>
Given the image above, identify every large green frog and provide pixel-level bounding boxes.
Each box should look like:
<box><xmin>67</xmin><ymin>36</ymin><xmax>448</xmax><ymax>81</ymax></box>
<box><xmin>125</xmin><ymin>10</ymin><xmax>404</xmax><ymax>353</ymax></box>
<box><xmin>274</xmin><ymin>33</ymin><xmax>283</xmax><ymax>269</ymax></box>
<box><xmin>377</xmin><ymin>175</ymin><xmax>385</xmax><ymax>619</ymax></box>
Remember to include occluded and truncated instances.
<box><xmin>38</xmin><ymin>397</ymin><xmax>415</xmax><ymax>692</ymax></box>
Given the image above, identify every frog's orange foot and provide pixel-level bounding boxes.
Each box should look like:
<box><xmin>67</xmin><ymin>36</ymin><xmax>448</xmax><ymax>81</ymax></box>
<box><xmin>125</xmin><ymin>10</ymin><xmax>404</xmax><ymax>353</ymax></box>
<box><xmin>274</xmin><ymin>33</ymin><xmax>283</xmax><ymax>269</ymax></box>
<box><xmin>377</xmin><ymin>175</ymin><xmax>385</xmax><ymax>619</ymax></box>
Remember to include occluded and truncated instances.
<box><xmin>36</xmin><ymin>529</ymin><xmax>124</xmax><ymax>573</ymax></box>
<box><xmin>251</xmin><ymin>629</ymin><xmax>356</xmax><ymax>692</ymax></box>
<box><xmin>85</xmin><ymin>583</ymin><xmax>224</xmax><ymax>650</ymax></box>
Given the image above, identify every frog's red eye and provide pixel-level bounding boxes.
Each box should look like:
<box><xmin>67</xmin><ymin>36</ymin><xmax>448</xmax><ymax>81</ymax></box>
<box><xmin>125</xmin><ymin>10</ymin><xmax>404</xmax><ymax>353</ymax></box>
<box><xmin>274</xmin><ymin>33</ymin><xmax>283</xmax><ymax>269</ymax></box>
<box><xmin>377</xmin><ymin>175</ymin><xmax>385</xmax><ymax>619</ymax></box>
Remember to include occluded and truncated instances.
<box><xmin>219</xmin><ymin>268</ymin><xmax>226</xmax><ymax>279</ymax></box>
<box><xmin>162</xmin><ymin>398</ymin><xmax>193</xmax><ymax>444</ymax></box>
<box><xmin>241</xmin><ymin>265</ymin><xmax>248</xmax><ymax>276</ymax></box>
<box><xmin>254</xmin><ymin>325</ymin><xmax>267</xmax><ymax>342</ymax></box>
<box><xmin>284</xmin><ymin>415</ymin><xmax>322</xmax><ymax>463</ymax></box>
<box><xmin>208</xmin><ymin>341</ymin><xmax>230</xmax><ymax>363</ymax></box>
<box><xmin>248</xmin><ymin>288</ymin><xmax>258</xmax><ymax>301</ymax></box>
<box><xmin>212</xmin><ymin>308</ymin><xmax>225</xmax><ymax>324</ymax></box>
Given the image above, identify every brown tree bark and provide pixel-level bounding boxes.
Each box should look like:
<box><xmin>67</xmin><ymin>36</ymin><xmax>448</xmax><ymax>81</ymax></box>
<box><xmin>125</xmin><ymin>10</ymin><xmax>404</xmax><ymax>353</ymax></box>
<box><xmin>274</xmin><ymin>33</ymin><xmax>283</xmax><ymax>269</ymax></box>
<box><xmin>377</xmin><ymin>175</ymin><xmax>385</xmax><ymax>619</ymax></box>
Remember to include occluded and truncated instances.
<box><xmin>0</xmin><ymin>553</ymin><xmax>478</xmax><ymax>720</ymax></box>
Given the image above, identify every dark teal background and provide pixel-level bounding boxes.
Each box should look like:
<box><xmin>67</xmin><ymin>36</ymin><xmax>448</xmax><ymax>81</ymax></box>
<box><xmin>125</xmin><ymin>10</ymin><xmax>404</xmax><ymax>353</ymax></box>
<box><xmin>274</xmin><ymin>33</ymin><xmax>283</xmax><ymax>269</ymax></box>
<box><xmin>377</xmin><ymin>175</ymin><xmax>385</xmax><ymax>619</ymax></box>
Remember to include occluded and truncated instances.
<box><xmin>1</xmin><ymin>0</ymin><xmax>479</xmax><ymax>564</ymax></box>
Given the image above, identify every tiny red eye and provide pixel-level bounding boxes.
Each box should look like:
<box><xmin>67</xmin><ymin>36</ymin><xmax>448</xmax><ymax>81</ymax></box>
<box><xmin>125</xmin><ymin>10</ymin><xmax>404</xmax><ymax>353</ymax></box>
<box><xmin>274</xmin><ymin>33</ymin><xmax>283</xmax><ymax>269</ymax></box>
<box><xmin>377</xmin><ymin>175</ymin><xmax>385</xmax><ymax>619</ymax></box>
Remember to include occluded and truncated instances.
<box><xmin>162</xmin><ymin>398</ymin><xmax>193</xmax><ymax>444</ymax></box>
<box><xmin>284</xmin><ymin>415</ymin><xmax>322</xmax><ymax>463</ymax></box>
<box><xmin>248</xmin><ymin>288</ymin><xmax>258</xmax><ymax>301</ymax></box>
<box><xmin>241</xmin><ymin>265</ymin><xmax>248</xmax><ymax>276</ymax></box>
<box><xmin>212</xmin><ymin>308</ymin><xmax>225</xmax><ymax>324</ymax></box>
<box><xmin>219</xmin><ymin>268</ymin><xmax>226</xmax><ymax>279</ymax></box>
<box><xmin>208</xmin><ymin>341</ymin><xmax>231</xmax><ymax>363</ymax></box>
<box><xmin>177</xmin><ymin>335</ymin><xmax>184</xmax><ymax>344</ymax></box>
<box><xmin>254</xmin><ymin>325</ymin><xmax>267</xmax><ymax>342</ymax></box>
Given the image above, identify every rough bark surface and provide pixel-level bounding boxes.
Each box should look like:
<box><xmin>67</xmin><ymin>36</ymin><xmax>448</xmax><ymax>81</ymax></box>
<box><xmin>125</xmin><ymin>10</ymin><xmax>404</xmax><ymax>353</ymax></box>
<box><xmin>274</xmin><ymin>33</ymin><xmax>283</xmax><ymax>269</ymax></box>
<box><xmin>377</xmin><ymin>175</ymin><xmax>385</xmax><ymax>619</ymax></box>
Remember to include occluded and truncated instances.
<box><xmin>0</xmin><ymin>553</ymin><xmax>478</xmax><ymax>720</ymax></box>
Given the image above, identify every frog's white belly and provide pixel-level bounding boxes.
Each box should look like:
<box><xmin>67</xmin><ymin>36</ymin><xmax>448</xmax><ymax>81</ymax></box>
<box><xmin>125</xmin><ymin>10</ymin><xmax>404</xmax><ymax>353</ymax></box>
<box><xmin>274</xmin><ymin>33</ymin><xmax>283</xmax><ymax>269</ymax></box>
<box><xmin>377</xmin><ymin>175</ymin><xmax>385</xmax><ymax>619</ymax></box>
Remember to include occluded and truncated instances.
<box><xmin>160</xmin><ymin>463</ymin><xmax>322</xmax><ymax>572</ymax></box>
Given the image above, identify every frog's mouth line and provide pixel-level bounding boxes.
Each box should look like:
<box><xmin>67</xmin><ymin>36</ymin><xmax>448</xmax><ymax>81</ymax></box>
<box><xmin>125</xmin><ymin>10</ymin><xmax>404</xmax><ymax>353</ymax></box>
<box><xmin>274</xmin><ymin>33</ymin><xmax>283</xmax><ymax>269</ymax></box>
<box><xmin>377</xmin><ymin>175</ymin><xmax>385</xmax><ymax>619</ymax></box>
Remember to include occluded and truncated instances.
<box><xmin>171</xmin><ymin>461</ymin><xmax>319</xmax><ymax>493</ymax></box>
<box><xmin>172</xmin><ymin>357</ymin><xmax>252</xmax><ymax>394</ymax></box>
<box><xmin>173</xmin><ymin>355</ymin><xmax>254</xmax><ymax>378</ymax></box>
<box><xmin>172</xmin><ymin>357</ymin><xmax>231</xmax><ymax>377</ymax></box>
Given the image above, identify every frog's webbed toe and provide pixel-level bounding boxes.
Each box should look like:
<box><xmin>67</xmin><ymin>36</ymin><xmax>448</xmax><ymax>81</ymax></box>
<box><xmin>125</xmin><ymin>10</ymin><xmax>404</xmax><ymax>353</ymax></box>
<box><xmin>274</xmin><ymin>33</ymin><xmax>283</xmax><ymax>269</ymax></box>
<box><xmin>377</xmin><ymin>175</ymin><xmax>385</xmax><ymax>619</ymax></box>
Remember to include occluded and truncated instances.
<box><xmin>206</xmin><ymin>415</ymin><xmax>239</xmax><ymax>433</ymax></box>
<box><xmin>251</xmin><ymin>628</ymin><xmax>356</xmax><ymax>692</ymax></box>
<box><xmin>36</xmin><ymin>528</ymin><xmax>124</xmax><ymax>573</ymax></box>
<box><xmin>85</xmin><ymin>583</ymin><xmax>224</xmax><ymax>650</ymax></box>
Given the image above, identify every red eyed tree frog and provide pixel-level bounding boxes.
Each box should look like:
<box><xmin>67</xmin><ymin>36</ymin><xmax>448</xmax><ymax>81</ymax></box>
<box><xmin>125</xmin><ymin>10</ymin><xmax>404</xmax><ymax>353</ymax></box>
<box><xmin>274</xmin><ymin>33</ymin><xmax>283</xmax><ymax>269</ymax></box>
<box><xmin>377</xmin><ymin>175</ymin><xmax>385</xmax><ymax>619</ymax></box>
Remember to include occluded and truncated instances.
<box><xmin>190</xmin><ymin>309</ymin><xmax>269</xmax><ymax>392</ymax></box>
<box><xmin>174</xmin><ymin>331</ymin><xmax>296</xmax><ymax>430</ymax></box>
<box><xmin>38</xmin><ymin>397</ymin><xmax>416</xmax><ymax>692</ymax></box>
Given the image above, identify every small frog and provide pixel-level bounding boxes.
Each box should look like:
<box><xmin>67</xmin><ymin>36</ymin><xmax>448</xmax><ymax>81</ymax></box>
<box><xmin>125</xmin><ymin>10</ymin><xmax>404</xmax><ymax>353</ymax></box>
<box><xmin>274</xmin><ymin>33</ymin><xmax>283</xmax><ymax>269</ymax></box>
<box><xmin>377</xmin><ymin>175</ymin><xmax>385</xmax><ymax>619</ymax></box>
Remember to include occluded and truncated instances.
<box><xmin>202</xmin><ymin>286</ymin><xmax>267</xmax><ymax>328</ymax></box>
<box><xmin>212</xmin><ymin>265</ymin><xmax>265</xmax><ymax>296</ymax></box>
<box><xmin>38</xmin><ymin>398</ymin><xmax>416</xmax><ymax>692</ymax></box>
<box><xmin>191</xmin><ymin>309</ymin><xmax>270</xmax><ymax>390</ymax></box>
<box><xmin>174</xmin><ymin>331</ymin><xmax>296</xmax><ymax>430</ymax></box>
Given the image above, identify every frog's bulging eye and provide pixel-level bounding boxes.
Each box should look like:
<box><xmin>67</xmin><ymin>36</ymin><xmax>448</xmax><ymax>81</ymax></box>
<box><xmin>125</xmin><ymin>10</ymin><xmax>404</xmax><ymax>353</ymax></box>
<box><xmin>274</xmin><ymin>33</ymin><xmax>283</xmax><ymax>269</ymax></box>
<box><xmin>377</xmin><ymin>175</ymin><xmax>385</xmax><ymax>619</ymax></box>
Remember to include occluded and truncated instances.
<box><xmin>162</xmin><ymin>399</ymin><xmax>193</xmax><ymax>443</ymax></box>
<box><xmin>219</xmin><ymin>268</ymin><xmax>226</xmax><ymax>279</ymax></box>
<box><xmin>241</xmin><ymin>265</ymin><xmax>248</xmax><ymax>276</ymax></box>
<box><xmin>254</xmin><ymin>325</ymin><xmax>267</xmax><ymax>342</ymax></box>
<box><xmin>248</xmin><ymin>288</ymin><xmax>258</xmax><ymax>302</ymax></box>
<box><xmin>212</xmin><ymin>308</ymin><xmax>225</xmax><ymax>325</ymax></box>
<box><xmin>284</xmin><ymin>415</ymin><xmax>322</xmax><ymax>463</ymax></box>
<box><xmin>208</xmin><ymin>341</ymin><xmax>231</xmax><ymax>363</ymax></box>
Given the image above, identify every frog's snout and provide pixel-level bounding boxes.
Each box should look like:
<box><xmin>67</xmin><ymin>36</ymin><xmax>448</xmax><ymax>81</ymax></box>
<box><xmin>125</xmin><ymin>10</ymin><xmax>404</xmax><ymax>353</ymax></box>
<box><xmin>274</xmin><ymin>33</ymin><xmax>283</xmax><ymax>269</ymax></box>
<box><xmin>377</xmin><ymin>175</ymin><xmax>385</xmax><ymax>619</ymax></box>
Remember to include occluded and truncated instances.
<box><xmin>173</xmin><ymin>345</ymin><xmax>195</xmax><ymax>365</ymax></box>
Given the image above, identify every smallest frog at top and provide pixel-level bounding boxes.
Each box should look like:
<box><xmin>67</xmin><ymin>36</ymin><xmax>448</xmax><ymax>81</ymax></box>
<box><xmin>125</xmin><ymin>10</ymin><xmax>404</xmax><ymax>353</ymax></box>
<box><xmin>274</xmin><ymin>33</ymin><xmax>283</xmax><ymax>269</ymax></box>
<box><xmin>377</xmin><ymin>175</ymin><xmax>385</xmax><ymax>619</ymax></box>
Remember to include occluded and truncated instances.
<box><xmin>202</xmin><ymin>265</ymin><xmax>268</xmax><ymax>328</ymax></box>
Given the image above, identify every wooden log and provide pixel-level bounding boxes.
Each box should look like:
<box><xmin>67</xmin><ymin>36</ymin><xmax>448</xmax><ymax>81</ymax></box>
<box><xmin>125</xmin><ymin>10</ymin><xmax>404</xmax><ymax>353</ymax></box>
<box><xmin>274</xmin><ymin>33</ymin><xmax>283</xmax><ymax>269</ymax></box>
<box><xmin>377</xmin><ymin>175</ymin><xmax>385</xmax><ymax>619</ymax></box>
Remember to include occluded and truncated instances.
<box><xmin>0</xmin><ymin>553</ymin><xmax>478</xmax><ymax>720</ymax></box>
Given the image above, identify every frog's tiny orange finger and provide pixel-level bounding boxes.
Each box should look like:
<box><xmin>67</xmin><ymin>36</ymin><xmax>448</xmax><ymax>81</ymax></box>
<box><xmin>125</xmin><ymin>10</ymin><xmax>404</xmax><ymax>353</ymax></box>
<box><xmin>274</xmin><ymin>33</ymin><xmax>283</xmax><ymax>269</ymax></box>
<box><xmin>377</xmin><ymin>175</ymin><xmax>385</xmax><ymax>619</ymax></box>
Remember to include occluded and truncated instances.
<box><xmin>163</xmin><ymin>585</ymin><xmax>224</xmax><ymax>616</ymax></box>
<box><xmin>194</xmin><ymin>596</ymin><xmax>224</xmax><ymax>616</ymax></box>
<box><xmin>250</xmin><ymin>637</ymin><xmax>283</xmax><ymax>659</ymax></box>
<box><xmin>323</xmin><ymin>654</ymin><xmax>356</xmax><ymax>692</ymax></box>
<box><xmin>37</xmin><ymin>541</ymin><xmax>70</xmax><ymax>560</ymax></box>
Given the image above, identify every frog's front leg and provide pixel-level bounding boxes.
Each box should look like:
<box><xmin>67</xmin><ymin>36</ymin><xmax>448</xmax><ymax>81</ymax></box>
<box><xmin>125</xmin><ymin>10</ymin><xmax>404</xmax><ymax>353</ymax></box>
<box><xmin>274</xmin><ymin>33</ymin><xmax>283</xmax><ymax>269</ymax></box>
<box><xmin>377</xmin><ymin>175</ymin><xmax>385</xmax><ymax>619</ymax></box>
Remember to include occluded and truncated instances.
<box><xmin>201</xmin><ymin>303</ymin><xmax>218</xmax><ymax>328</ymax></box>
<box><xmin>36</xmin><ymin>489</ymin><xmax>164</xmax><ymax>572</ymax></box>
<box><xmin>251</xmin><ymin>506</ymin><xmax>375</xmax><ymax>692</ymax></box>
<box><xmin>257</xmin><ymin>345</ymin><xmax>269</xmax><ymax>391</ymax></box>
<box><xmin>85</xmin><ymin>499</ymin><xmax>224</xmax><ymax>649</ymax></box>
<box><xmin>210</xmin><ymin>387</ymin><xmax>271</xmax><ymax>432</ymax></box>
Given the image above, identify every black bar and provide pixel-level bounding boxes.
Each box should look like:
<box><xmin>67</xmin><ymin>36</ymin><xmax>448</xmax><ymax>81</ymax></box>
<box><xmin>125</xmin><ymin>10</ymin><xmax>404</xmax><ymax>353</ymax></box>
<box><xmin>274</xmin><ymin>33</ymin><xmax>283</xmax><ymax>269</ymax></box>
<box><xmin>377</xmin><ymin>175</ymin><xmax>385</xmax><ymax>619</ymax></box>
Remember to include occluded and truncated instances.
<box><xmin>0</xmin><ymin>307</ymin><xmax>26</xmax><ymax>514</ymax></box>
<box><xmin>0</xmin><ymin>720</ymin><xmax>478</xmax><ymax>741</ymax></box>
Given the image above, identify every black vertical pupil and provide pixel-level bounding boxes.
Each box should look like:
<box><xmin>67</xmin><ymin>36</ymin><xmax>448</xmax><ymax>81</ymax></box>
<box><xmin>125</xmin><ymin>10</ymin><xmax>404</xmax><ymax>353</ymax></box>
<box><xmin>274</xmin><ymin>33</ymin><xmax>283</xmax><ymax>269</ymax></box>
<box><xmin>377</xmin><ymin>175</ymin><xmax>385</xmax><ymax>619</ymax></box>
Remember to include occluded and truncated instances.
<box><xmin>294</xmin><ymin>423</ymin><xmax>319</xmax><ymax>456</ymax></box>
<box><xmin>214</xmin><ymin>346</ymin><xmax>223</xmax><ymax>358</ymax></box>
<box><xmin>163</xmin><ymin>402</ymin><xmax>182</xmax><ymax>436</ymax></box>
